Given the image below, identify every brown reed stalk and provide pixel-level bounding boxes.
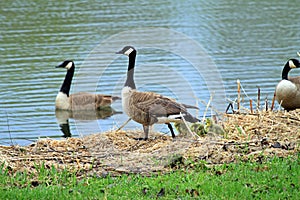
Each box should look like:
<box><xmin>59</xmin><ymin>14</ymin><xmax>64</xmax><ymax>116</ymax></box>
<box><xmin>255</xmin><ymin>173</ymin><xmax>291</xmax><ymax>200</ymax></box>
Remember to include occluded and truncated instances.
<box><xmin>237</xmin><ymin>79</ymin><xmax>241</xmax><ymax>113</ymax></box>
<box><xmin>257</xmin><ymin>86</ymin><xmax>260</xmax><ymax>111</ymax></box>
<box><xmin>265</xmin><ymin>97</ymin><xmax>268</xmax><ymax>111</ymax></box>
<box><xmin>271</xmin><ymin>91</ymin><xmax>276</xmax><ymax>111</ymax></box>
<box><xmin>250</xmin><ymin>99</ymin><xmax>253</xmax><ymax>114</ymax></box>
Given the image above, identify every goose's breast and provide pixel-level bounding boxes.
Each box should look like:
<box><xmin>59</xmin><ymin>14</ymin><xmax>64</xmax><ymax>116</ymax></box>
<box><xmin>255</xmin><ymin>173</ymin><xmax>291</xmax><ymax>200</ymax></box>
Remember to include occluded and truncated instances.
<box><xmin>122</xmin><ymin>87</ymin><xmax>132</xmax><ymax>116</ymax></box>
<box><xmin>55</xmin><ymin>92</ymin><xmax>70</xmax><ymax>110</ymax></box>
<box><xmin>276</xmin><ymin>80</ymin><xmax>297</xmax><ymax>101</ymax></box>
<box><xmin>275</xmin><ymin>80</ymin><xmax>300</xmax><ymax>109</ymax></box>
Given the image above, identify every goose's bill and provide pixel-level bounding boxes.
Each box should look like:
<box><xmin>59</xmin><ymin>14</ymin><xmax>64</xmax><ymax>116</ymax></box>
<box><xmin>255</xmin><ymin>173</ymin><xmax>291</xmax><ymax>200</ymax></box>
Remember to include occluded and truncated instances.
<box><xmin>55</xmin><ymin>64</ymin><xmax>64</xmax><ymax>68</ymax></box>
<box><xmin>115</xmin><ymin>50</ymin><xmax>123</xmax><ymax>54</ymax></box>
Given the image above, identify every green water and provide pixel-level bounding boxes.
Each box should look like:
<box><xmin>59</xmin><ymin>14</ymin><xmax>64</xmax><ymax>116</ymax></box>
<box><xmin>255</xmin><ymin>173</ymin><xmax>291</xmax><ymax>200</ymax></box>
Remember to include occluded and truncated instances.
<box><xmin>1</xmin><ymin>0</ymin><xmax>299</xmax><ymax>145</ymax></box>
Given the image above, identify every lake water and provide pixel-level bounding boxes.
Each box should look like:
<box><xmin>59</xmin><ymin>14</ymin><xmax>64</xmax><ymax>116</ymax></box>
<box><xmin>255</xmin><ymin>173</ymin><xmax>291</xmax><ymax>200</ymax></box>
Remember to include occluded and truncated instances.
<box><xmin>1</xmin><ymin>0</ymin><xmax>299</xmax><ymax>146</ymax></box>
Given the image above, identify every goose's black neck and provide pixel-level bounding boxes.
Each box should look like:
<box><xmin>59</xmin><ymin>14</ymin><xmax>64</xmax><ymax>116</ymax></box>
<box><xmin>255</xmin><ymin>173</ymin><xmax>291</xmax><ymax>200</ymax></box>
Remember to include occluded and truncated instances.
<box><xmin>124</xmin><ymin>51</ymin><xmax>136</xmax><ymax>89</ymax></box>
<box><xmin>60</xmin><ymin>65</ymin><xmax>74</xmax><ymax>96</ymax></box>
<box><xmin>282</xmin><ymin>62</ymin><xmax>291</xmax><ymax>80</ymax></box>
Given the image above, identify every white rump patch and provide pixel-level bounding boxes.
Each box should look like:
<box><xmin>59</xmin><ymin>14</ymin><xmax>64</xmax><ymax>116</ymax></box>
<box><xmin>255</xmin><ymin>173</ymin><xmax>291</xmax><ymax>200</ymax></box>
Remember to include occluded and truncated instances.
<box><xmin>124</xmin><ymin>48</ymin><xmax>134</xmax><ymax>56</ymax></box>
<box><xmin>65</xmin><ymin>61</ymin><xmax>73</xmax><ymax>70</ymax></box>
<box><xmin>157</xmin><ymin>114</ymin><xmax>183</xmax><ymax>124</ymax></box>
<box><xmin>289</xmin><ymin>60</ymin><xmax>297</xmax><ymax>68</ymax></box>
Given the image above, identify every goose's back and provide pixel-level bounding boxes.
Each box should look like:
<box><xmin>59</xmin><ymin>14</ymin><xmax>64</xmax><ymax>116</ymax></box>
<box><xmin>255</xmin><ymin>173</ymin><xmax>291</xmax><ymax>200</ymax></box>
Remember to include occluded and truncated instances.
<box><xmin>70</xmin><ymin>92</ymin><xmax>117</xmax><ymax>110</ymax></box>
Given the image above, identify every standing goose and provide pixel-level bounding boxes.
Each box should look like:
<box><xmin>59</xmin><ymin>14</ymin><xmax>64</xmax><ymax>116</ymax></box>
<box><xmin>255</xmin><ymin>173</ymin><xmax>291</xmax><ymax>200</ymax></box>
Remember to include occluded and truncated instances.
<box><xmin>275</xmin><ymin>58</ymin><xmax>300</xmax><ymax>110</ymax></box>
<box><xmin>116</xmin><ymin>46</ymin><xmax>199</xmax><ymax>140</ymax></box>
<box><xmin>55</xmin><ymin>60</ymin><xmax>120</xmax><ymax>110</ymax></box>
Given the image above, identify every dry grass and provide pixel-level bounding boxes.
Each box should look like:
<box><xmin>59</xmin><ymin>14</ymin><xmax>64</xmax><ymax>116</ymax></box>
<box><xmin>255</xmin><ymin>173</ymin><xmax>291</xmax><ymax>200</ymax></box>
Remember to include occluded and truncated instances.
<box><xmin>0</xmin><ymin>110</ymin><xmax>299</xmax><ymax>176</ymax></box>
<box><xmin>186</xmin><ymin>110</ymin><xmax>300</xmax><ymax>165</ymax></box>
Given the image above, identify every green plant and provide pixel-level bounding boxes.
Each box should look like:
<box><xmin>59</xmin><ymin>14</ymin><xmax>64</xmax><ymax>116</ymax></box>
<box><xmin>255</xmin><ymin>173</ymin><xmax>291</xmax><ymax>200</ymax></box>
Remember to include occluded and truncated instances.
<box><xmin>0</xmin><ymin>156</ymin><xmax>299</xmax><ymax>199</ymax></box>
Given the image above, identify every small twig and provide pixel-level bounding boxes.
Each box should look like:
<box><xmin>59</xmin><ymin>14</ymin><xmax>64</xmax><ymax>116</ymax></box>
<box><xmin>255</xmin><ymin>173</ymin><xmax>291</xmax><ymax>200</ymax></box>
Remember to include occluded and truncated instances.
<box><xmin>225</xmin><ymin>103</ymin><xmax>234</xmax><ymax>114</ymax></box>
<box><xmin>202</xmin><ymin>93</ymin><xmax>214</xmax><ymax>122</ymax></box>
<box><xmin>277</xmin><ymin>115</ymin><xmax>300</xmax><ymax>122</ymax></box>
<box><xmin>240</xmin><ymin>81</ymin><xmax>252</xmax><ymax>100</ymax></box>
<box><xmin>226</xmin><ymin>98</ymin><xmax>251</xmax><ymax>114</ymax></box>
<box><xmin>250</xmin><ymin>99</ymin><xmax>253</xmax><ymax>114</ymax></box>
<box><xmin>257</xmin><ymin>86</ymin><xmax>261</xmax><ymax>111</ymax></box>
<box><xmin>271</xmin><ymin>91</ymin><xmax>276</xmax><ymax>111</ymax></box>
<box><xmin>116</xmin><ymin>118</ymin><xmax>132</xmax><ymax>131</ymax></box>
<box><xmin>179</xmin><ymin>112</ymin><xmax>200</xmax><ymax>139</ymax></box>
<box><xmin>237</xmin><ymin>79</ymin><xmax>241</xmax><ymax>113</ymax></box>
<box><xmin>194</xmin><ymin>97</ymin><xmax>199</xmax><ymax>118</ymax></box>
<box><xmin>265</xmin><ymin>96</ymin><xmax>268</xmax><ymax>111</ymax></box>
<box><xmin>193</xmin><ymin>139</ymin><xmax>269</xmax><ymax>146</ymax></box>
<box><xmin>199</xmin><ymin>98</ymin><xmax>222</xmax><ymax>117</ymax></box>
<box><xmin>9</xmin><ymin>157</ymin><xmax>63</xmax><ymax>161</ymax></box>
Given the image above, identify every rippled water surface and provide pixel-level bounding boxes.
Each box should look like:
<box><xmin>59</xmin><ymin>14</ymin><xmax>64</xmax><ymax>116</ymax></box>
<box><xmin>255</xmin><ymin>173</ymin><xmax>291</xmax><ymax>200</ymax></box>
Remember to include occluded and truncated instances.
<box><xmin>1</xmin><ymin>0</ymin><xmax>299</xmax><ymax>145</ymax></box>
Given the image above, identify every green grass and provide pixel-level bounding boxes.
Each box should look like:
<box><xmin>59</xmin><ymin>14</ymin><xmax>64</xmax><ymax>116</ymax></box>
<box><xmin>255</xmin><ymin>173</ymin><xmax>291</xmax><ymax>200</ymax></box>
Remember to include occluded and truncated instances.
<box><xmin>0</xmin><ymin>156</ymin><xmax>299</xmax><ymax>199</ymax></box>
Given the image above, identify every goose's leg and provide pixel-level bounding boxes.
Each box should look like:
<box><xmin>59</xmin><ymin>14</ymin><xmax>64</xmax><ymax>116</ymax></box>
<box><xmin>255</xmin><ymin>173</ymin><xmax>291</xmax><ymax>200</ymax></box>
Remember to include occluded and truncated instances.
<box><xmin>143</xmin><ymin>125</ymin><xmax>150</xmax><ymax>140</ymax></box>
<box><xmin>166</xmin><ymin>123</ymin><xmax>176</xmax><ymax>138</ymax></box>
<box><xmin>133</xmin><ymin>125</ymin><xmax>150</xmax><ymax>140</ymax></box>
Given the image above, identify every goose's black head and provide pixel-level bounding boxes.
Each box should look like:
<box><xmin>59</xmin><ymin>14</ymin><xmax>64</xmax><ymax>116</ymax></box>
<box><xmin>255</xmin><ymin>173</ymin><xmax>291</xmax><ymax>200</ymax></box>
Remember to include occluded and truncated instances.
<box><xmin>55</xmin><ymin>60</ymin><xmax>74</xmax><ymax>70</ymax></box>
<box><xmin>116</xmin><ymin>46</ymin><xmax>136</xmax><ymax>56</ymax></box>
<box><xmin>116</xmin><ymin>46</ymin><xmax>137</xmax><ymax>89</ymax></box>
<box><xmin>282</xmin><ymin>59</ymin><xmax>300</xmax><ymax>80</ymax></box>
<box><xmin>287</xmin><ymin>59</ymin><xmax>300</xmax><ymax>69</ymax></box>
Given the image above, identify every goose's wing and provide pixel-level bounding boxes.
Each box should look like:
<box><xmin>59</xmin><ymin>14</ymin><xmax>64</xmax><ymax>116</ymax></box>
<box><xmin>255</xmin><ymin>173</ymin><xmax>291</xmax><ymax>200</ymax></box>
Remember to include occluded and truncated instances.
<box><xmin>289</xmin><ymin>77</ymin><xmax>300</xmax><ymax>90</ymax></box>
<box><xmin>70</xmin><ymin>92</ymin><xmax>95</xmax><ymax>105</ymax></box>
<box><xmin>95</xmin><ymin>94</ymin><xmax>121</xmax><ymax>107</ymax></box>
<box><xmin>70</xmin><ymin>92</ymin><xmax>120</xmax><ymax>109</ymax></box>
<box><xmin>131</xmin><ymin>91</ymin><xmax>190</xmax><ymax>116</ymax></box>
<box><xmin>182</xmin><ymin>103</ymin><xmax>199</xmax><ymax>109</ymax></box>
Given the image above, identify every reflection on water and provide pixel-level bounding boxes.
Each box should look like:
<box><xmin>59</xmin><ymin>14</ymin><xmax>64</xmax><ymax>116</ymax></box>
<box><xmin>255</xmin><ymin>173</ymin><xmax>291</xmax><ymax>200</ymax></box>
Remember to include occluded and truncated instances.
<box><xmin>55</xmin><ymin>108</ymin><xmax>122</xmax><ymax>137</ymax></box>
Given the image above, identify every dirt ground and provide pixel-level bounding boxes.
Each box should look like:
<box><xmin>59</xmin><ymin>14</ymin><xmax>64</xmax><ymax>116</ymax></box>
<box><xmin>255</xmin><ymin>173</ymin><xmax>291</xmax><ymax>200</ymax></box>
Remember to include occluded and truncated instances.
<box><xmin>0</xmin><ymin>111</ymin><xmax>299</xmax><ymax>177</ymax></box>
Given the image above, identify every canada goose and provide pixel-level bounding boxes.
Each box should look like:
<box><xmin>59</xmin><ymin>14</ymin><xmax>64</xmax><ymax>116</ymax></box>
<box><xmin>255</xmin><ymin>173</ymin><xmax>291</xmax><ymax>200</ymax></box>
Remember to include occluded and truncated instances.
<box><xmin>116</xmin><ymin>46</ymin><xmax>199</xmax><ymax>140</ymax></box>
<box><xmin>275</xmin><ymin>58</ymin><xmax>300</xmax><ymax>110</ymax></box>
<box><xmin>55</xmin><ymin>60</ymin><xmax>120</xmax><ymax>110</ymax></box>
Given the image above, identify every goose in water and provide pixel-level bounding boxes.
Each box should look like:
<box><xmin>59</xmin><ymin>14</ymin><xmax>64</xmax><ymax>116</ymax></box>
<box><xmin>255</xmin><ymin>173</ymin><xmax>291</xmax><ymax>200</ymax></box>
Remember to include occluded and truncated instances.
<box><xmin>116</xmin><ymin>46</ymin><xmax>199</xmax><ymax>140</ymax></box>
<box><xmin>55</xmin><ymin>60</ymin><xmax>120</xmax><ymax>110</ymax></box>
<box><xmin>275</xmin><ymin>58</ymin><xmax>300</xmax><ymax>110</ymax></box>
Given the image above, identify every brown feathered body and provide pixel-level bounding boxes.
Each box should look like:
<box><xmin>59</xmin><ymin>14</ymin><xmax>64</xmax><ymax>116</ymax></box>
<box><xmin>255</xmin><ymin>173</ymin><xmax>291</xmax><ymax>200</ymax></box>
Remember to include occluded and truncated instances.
<box><xmin>122</xmin><ymin>86</ymin><xmax>198</xmax><ymax>126</ymax></box>
<box><xmin>56</xmin><ymin>92</ymin><xmax>120</xmax><ymax>110</ymax></box>
<box><xmin>275</xmin><ymin>77</ymin><xmax>300</xmax><ymax>110</ymax></box>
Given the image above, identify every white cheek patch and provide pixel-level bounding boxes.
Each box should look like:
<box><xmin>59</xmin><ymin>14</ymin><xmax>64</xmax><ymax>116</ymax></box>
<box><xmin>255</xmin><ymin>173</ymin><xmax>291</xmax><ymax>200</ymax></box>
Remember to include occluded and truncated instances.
<box><xmin>124</xmin><ymin>48</ymin><xmax>134</xmax><ymax>56</ymax></box>
<box><xmin>65</xmin><ymin>62</ymin><xmax>73</xmax><ymax>70</ymax></box>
